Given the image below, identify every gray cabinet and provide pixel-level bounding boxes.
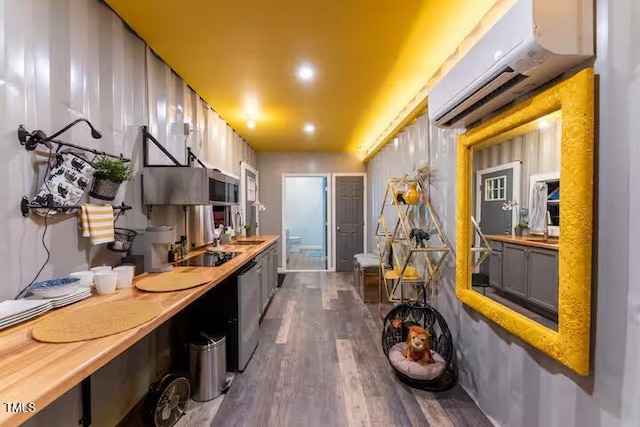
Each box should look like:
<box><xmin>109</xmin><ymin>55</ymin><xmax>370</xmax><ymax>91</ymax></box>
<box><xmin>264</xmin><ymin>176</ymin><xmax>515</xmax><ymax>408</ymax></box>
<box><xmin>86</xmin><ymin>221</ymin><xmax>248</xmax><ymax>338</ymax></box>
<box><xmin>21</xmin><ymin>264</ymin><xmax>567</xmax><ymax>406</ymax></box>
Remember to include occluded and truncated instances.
<box><xmin>527</xmin><ymin>248</ymin><xmax>558</xmax><ymax>312</ymax></box>
<box><xmin>258</xmin><ymin>244</ymin><xmax>279</xmax><ymax>319</ymax></box>
<box><xmin>502</xmin><ymin>244</ymin><xmax>528</xmax><ymax>299</ymax></box>
<box><xmin>258</xmin><ymin>252</ymin><xmax>269</xmax><ymax>315</ymax></box>
<box><xmin>270</xmin><ymin>246</ymin><xmax>279</xmax><ymax>293</ymax></box>
<box><xmin>489</xmin><ymin>240</ymin><xmax>559</xmax><ymax>315</ymax></box>
<box><xmin>489</xmin><ymin>251</ymin><xmax>503</xmax><ymax>289</ymax></box>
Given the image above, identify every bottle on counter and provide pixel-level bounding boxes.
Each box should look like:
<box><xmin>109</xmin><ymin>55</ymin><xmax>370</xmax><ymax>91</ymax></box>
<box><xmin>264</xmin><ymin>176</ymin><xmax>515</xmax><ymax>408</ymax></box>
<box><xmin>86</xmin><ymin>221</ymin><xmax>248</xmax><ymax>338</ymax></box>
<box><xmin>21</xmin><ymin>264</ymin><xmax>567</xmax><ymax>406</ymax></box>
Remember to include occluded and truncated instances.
<box><xmin>174</xmin><ymin>242</ymin><xmax>182</xmax><ymax>261</ymax></box>
<box><xmin>168</xmin><ymin>245</ymin><xmax>175</xmax><ymax>263</ymax></box>
<box><xmin>180</xmin><ymin>235</ymin><xmax>189</xmax><ymax>255</ymax></box>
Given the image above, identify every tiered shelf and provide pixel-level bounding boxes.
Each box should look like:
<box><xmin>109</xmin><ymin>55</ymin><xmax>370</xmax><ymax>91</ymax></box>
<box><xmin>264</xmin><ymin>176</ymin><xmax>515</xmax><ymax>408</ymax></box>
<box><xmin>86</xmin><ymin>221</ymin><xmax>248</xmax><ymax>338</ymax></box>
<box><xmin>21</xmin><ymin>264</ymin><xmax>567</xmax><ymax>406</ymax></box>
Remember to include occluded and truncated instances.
<box><xmin>375</xmin><ymin>176</ymin><xmax>451</xmax><ymax>303</ymax></box>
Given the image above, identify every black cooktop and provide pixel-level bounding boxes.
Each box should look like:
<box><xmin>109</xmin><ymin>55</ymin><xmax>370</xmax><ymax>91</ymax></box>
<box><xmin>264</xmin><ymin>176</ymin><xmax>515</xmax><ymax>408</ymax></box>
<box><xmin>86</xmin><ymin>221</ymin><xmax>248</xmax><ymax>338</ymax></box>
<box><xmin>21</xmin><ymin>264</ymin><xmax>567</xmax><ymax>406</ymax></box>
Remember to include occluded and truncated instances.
<box><xmin>176</xmin><ymin>251</ymin><xmax>241</xmax><ymax>267</ymax></box>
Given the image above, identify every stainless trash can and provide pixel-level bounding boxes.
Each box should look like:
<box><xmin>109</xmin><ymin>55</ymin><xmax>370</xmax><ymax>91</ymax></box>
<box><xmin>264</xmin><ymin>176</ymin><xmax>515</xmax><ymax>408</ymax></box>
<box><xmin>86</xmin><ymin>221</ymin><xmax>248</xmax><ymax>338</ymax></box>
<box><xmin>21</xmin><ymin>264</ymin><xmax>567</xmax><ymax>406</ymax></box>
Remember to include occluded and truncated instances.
<box><xmin>189</xmin><ymin>333</ymin><xmax>226</xmax><ymax>401</ymax></box>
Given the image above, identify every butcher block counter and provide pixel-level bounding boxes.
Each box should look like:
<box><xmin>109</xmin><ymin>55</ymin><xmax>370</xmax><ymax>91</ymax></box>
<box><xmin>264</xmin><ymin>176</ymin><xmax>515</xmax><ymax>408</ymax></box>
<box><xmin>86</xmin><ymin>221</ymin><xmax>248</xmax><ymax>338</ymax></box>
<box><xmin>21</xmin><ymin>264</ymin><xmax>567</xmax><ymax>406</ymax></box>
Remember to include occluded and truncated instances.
<box><xmin>0</xmin><ymin>235</ymin><xmax>279</xmax><ymax>426</ymax></box>
<box><xmin>484</xmin><ymin>234</ymin><xmax>559</xmax><ymax>250</ymax></box>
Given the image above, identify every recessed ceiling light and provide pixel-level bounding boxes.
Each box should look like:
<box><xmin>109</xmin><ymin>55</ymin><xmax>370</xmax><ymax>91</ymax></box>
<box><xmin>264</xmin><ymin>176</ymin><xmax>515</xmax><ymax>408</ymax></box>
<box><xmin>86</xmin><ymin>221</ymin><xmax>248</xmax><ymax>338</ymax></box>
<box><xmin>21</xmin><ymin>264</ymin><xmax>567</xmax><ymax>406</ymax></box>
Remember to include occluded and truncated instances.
<box><xmin>297</xmin><ymin>64</ymin><xmax>315</xmax><ymax>82</ymax></box>
<box><xmin>247</xmin><ymin>118</ymin><xmax>256</xmax><ymax>129</ymax></box>
<box><xmin>303</xmin><ymin>123</ymin><xmax>315</xmax><ymax>134</ymax></box>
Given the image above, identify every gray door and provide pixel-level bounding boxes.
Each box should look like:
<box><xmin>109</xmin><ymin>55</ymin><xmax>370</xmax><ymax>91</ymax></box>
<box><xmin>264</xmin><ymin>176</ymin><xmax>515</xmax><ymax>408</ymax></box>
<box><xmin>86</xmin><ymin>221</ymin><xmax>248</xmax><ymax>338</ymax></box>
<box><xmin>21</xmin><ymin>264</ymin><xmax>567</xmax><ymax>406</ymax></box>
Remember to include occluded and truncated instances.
<box><xmin>479</xmin><ymin>168</ymin><xmax>514</xmax><ymax>235</ymax></box>
<box><xmin>245</xmin><ymin>169</ymin><xmax>257</xmax><ymax>231</ymax></box>
<box><xmin>336</xmin><ymin>176</ymin><xmax>364</xmax><ymax>272</ymax></box>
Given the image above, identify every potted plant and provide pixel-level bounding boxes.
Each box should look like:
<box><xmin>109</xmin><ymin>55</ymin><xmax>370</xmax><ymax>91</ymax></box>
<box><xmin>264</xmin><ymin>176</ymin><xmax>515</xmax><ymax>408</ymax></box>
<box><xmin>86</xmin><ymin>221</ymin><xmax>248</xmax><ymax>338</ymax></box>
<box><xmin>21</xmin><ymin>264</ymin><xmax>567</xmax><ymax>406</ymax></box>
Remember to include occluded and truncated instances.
<box><xmin>244</xmin><ymin>200</ymin><xmax>266</xmax><ymax>237</ymax></box>
<box><xmin>502</xmin><ymin>200</ymin><xmax>529</xmax><ymax>237</ymax></box>
<box><xmin>514</xmin><ymin>222</ymin><xmax>529</xmax><ymax>237</ymax></box>
<box><xmin>89</xmin><ymin>157</ymin><xmax>133</xmax><ymax>201</ymax></box>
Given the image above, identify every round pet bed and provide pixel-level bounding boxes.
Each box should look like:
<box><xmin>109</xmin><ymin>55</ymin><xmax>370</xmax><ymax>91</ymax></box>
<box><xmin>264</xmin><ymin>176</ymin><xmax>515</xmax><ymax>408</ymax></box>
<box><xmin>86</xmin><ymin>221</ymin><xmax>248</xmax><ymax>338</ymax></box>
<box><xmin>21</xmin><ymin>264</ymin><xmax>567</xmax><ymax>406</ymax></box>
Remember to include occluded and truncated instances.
<box><xmin>382</xmin><ymin>301</ymin><xmax>457</xmax><ymax>391</ymax></box>
<box><xmin>388</xmin><ymin>342</ymin><xmax>446</xmax><ymax>380</ymax></box>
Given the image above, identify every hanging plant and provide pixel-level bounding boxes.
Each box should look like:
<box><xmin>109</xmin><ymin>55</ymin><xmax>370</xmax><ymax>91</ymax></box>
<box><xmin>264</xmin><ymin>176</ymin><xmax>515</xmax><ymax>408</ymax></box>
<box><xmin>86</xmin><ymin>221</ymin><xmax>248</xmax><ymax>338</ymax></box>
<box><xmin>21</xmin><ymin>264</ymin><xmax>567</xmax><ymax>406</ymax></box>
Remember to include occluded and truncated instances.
<box><xmin>89</xmin><ymin>157</ymin><xmax>133</xmax><ymax>201</ymax></box>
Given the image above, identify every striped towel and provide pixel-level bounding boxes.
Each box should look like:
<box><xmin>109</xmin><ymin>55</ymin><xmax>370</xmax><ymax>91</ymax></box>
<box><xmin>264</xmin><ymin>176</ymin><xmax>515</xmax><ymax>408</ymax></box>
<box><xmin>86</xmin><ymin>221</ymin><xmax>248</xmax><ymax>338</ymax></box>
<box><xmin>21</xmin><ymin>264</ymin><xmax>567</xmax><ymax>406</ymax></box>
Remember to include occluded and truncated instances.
<box><xmin>79</xmin><ymin>204</ymin><xmax>115</xmax><ymax>245</ymax></box>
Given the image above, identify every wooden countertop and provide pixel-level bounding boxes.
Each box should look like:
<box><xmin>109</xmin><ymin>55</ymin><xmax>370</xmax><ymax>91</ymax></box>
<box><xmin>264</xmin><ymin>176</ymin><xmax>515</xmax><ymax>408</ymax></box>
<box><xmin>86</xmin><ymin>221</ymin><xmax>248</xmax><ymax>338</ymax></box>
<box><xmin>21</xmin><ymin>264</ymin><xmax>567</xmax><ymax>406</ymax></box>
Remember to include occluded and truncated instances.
<box><xmin>0</xmin><ymin>235</ymin><xmax>279</xmax><ymax>426</ymax></box>
<box><xmin>485</xmin><ymin>234</ymin><xmax>559</xmax><ymax>250</ymax></box>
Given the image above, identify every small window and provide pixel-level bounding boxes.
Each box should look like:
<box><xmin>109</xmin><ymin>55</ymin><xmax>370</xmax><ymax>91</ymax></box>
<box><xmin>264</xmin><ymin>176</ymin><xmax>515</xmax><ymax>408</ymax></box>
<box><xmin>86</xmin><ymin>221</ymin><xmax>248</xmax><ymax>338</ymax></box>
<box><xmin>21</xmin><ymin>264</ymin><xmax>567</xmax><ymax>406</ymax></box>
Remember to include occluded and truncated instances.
<box><xmin>485</xmin><ymin>176</ymin><xmax>507</xmax><ymax>201</ymax></box>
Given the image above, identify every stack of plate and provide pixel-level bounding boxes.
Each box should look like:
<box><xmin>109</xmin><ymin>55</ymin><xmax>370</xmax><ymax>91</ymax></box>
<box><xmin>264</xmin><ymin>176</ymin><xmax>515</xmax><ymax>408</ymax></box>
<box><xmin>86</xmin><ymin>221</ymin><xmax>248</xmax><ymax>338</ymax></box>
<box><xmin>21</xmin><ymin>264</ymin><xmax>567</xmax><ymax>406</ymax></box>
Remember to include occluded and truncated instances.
<box><xmin>0</xmin><ymin>300</ymin><xmax>53</xmax><ymax>330</ymax></box>
<box><xmin>24</xmin><ymin>288</ymin><xmax>92</xmax><ymax>308</ymax></box>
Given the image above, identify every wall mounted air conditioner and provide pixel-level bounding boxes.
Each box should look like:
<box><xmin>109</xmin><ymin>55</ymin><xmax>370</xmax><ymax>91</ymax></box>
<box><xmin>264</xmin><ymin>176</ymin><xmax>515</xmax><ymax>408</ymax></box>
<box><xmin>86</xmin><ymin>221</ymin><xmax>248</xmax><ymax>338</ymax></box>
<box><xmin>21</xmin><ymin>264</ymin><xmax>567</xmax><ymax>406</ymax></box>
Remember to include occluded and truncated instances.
<box><xmin>428</xmin><ymin>0</ymin><xmax>593</xmax><ymax>129</ymax></box>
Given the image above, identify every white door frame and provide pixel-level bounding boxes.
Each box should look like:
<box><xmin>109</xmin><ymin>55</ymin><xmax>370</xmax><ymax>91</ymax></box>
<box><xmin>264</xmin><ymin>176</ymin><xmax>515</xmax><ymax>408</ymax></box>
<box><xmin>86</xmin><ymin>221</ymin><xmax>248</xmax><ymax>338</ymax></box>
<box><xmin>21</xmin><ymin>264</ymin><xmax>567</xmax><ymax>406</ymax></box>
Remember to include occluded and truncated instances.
<box><xmin>475</xmin><ymin>161</ymin><xmax>522</xmax><ymax>239</ymax></box>
<box><xmin>281</xmin><ymin>173</ymin><xmax>333</xmax><ymax>272</ymax></box>
<box><xmin>332</xmin><ymin>173</ymin><xmax>367</xmax><ymax>272</ymax></box>
<box><xmin>240</xmin><ymin>161</ymin><xmax>259</xmax><ymax>234</ymax></box>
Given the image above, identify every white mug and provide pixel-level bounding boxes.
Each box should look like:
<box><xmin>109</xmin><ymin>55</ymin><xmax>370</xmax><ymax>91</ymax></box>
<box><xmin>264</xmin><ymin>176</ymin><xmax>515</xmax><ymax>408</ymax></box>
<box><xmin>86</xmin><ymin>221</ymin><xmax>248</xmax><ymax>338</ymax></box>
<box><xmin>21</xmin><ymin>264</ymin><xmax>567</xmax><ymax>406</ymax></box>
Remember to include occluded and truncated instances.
<box><xmin>90</xmin><ymin>265</ymin><xmax>112</xmax><ymax>272</ymax></box>
<box><xmin>94</xmin><ymin>271</ymin><xmax>117</xmax><ymax>295</ymax></box>
<box><xmin>113</xmin><ymin>266</ymin><xmax>135</xmax><ymax>289</ymax></box>
<box><xmin>69</xmin><ymin>271</ymin><xmax>94</xmax><ymax>288</ymax></box>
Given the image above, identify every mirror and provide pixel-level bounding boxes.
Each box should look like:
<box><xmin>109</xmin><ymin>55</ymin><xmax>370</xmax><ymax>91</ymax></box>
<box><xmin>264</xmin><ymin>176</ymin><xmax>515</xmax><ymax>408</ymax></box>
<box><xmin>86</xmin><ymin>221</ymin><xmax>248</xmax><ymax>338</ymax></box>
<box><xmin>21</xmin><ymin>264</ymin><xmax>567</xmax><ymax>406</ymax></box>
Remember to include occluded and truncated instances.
<box><xmin>470</xmin><ymin>111</ymin><xmax>561</xmax><ymax>331</ymax></box>
<box><xmin>455</xmin><ymin>68</ymin><xmax>594</xmax><ymax>375</ymax></box>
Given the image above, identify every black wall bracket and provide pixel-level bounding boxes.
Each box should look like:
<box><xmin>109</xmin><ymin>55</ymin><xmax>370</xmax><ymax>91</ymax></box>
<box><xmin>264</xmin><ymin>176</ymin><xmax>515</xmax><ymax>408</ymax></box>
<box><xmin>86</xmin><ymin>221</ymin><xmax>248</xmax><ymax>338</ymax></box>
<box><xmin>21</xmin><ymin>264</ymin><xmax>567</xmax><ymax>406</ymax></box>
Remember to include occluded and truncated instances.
<box><xmin>21</xmin><ymin>195</ymin><xmax>132</xmax><ymax>217</ymax></box>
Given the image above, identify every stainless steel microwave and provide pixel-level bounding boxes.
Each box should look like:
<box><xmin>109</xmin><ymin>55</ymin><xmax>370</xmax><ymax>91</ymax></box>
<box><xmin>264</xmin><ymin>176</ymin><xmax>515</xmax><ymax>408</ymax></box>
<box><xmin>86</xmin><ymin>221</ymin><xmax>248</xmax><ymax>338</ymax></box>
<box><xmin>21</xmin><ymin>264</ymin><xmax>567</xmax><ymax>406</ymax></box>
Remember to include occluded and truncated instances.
<box><xmin>142</xmin><ymin>167</ymin><xmax>239</xmax><ymax>206</ymax></box>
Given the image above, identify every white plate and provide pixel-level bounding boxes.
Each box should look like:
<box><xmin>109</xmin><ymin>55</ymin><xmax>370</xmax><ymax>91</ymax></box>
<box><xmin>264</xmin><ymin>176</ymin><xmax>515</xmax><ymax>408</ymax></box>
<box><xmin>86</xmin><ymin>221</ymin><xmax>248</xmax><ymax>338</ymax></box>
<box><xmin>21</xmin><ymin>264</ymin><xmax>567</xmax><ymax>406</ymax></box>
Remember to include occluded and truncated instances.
<box><xmin>0</xmin><ymin>302</ymin><xmax>52</xmax><ymax>323</ymax></box>
<box><xmin>29</xmin><ymin>284</ymin><xmax>78</xmax><ymax>299</ymax></box>
<box><xmin>25</xmin><ymin>288</ymin><xmax>92</xmax><ymax>308</ymax></box>
<box><xmin>52</xmin><ymin>291</ymin><xmax>92</xmax><ymax>308</ymax></box>
<box><xmin>0</xmin><ymin>300</ymin><xmax>51</xmax><ymax>321</ymax></box>
<box><xmin>0</xmin><ymin>305</ymin><xmax>52</xmax><ymax>328</ymax></box>
<box><xmin>25</xmin><ymin>288</ymin><xmax>89</xmax><ymax>302</ymax></box>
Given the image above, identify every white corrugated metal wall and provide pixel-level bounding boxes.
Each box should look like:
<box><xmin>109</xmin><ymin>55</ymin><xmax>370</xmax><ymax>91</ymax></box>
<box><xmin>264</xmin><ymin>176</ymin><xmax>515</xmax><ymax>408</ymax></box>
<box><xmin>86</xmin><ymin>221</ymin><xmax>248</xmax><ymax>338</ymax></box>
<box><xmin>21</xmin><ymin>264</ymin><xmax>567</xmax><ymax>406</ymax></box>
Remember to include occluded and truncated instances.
<box><xmin>365</xmin><ymin>0</ymin><xmax>640</xmax><ymax>423</ymax></box>
<box><xmin>0</xmin><ymin>0</ymin><xmax>256</xmax><ymax>424</ymax></box>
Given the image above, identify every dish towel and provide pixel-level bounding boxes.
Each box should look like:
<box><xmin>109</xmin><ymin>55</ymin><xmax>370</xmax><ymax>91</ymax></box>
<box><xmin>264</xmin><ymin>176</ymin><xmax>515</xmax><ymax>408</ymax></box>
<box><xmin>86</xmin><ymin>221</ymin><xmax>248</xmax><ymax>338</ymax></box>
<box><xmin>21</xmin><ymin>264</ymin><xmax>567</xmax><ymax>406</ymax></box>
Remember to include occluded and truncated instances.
<box><xmin>79</xmin><ymin>204</ymin><xmax>115</xmax><ymax>245</ymax></box>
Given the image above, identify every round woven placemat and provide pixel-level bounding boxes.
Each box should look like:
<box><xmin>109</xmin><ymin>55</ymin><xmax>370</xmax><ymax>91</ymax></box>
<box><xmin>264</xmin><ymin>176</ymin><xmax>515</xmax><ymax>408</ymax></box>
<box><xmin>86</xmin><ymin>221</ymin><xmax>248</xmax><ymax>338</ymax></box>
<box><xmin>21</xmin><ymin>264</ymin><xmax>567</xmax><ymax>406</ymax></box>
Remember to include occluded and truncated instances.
<box><xmin>32</xmin><ymin>300</ymin><xmax>162</xmax><ymax>343</ymax></box>
<box><xmin>135</xmin><ymin>272</ymin><xmax>211</xmax><ymax>293</ymax></box>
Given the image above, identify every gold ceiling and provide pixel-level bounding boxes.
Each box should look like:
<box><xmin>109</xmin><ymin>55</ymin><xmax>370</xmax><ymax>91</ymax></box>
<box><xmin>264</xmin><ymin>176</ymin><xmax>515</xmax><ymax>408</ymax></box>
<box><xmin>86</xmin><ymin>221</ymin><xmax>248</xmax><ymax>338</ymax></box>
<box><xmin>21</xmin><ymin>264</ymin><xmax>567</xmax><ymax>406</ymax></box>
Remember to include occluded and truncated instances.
<box><xmin>106</xmin><ymin>0</ymin><xmax>498</xmax><ymax>153</ymax></box>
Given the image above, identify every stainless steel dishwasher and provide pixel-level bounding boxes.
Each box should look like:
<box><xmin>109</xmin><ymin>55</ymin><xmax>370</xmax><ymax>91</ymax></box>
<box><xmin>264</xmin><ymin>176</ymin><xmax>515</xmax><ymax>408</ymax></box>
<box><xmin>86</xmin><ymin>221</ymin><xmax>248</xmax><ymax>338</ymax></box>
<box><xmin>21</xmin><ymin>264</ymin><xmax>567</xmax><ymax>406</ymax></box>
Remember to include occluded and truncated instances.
<box><xmin>237</xmin><ymin>261</ymin><xmax>261</xmax><ymax>370</ymax></box>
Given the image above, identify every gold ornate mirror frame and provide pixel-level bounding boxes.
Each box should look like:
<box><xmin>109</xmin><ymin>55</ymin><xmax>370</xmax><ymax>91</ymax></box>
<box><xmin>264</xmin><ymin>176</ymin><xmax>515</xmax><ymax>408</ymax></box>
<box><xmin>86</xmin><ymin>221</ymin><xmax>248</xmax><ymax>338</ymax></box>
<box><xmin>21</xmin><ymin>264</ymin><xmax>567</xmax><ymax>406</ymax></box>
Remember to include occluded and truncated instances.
<box><xmin>455</xmin><ymin>68</ymin><xmax>594</xmax><ymax>375</ymax></box>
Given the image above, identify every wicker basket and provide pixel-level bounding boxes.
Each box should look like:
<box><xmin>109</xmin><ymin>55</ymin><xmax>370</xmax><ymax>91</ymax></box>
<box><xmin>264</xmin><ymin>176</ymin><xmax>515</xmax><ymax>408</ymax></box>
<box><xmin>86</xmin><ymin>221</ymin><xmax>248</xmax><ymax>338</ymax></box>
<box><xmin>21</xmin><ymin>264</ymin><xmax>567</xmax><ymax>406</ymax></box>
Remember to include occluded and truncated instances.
<box><xmin>107</xmin><ymin>228</ymin><xmax>137</xmax><ymax>253</ymax></box>
<box><xmin>89</xmin><ymin>177</ymin><xmax>121</xmax><ymax>201</ymax></box>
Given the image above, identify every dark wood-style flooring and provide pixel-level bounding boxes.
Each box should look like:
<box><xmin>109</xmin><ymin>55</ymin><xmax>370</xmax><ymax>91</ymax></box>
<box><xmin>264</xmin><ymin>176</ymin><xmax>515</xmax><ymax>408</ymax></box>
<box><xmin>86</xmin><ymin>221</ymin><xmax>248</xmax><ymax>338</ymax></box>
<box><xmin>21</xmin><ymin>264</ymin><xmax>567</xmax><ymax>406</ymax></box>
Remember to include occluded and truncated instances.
<box><xmin>178</xmin><ymin>272</ymin><xmax>492</xmax><ymax>427</ymax></box>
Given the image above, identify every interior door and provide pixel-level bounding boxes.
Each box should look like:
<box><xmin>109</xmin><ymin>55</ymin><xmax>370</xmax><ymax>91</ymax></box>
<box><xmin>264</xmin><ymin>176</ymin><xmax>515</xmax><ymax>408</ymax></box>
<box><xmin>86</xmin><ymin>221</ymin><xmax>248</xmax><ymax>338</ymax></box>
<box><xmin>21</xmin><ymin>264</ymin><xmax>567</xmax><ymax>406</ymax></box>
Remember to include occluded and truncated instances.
<box><xmin>479</xmin><ymin>168</ymin><xmax>514</xmax><ymax>235</ymax></box>
<box><xmin>335</xmin><ymin>176</ymin><xmax>364</xmax><ymax>272</ymax></box>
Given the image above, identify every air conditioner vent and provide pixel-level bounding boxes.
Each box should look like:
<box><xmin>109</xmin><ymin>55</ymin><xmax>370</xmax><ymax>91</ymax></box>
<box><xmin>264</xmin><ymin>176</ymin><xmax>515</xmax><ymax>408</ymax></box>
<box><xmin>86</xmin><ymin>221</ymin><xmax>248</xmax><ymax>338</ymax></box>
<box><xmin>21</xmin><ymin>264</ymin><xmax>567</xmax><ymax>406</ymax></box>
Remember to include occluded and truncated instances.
<box><xmin>436</xmin><ymin>67</ymin><xmax>529</xmax><ymax>127</ymax></box>
<box><xmin>428</xmin><ymin>0</ymin><xmax>593</xmax><ymax>129</ymax></box>
<box><xmin>443</xmin><ymin>73</ymin><xmax>528</xmax><ymax>126</ymax></box>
